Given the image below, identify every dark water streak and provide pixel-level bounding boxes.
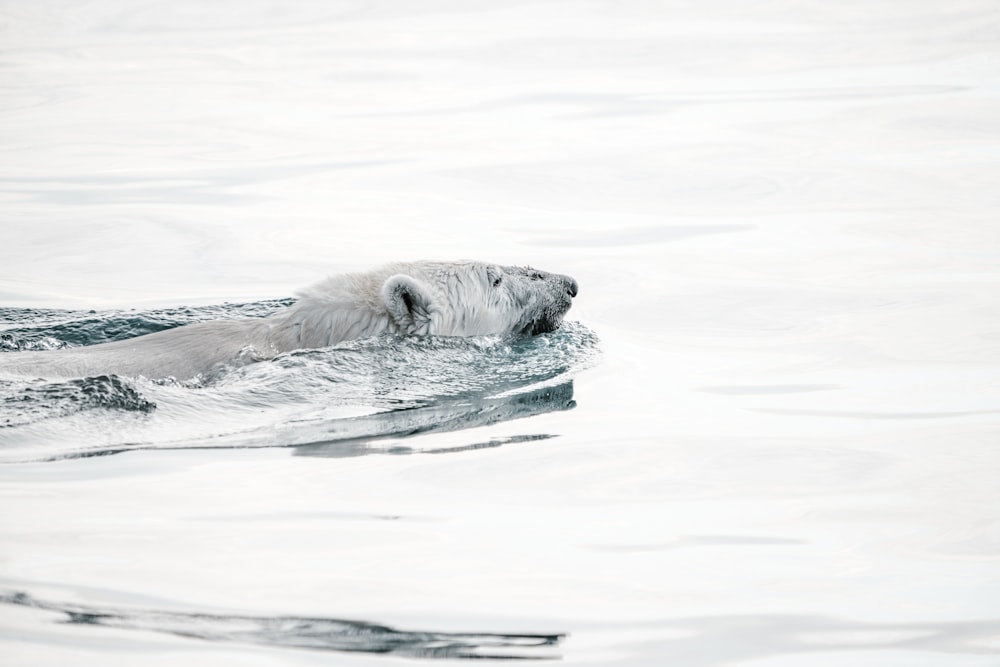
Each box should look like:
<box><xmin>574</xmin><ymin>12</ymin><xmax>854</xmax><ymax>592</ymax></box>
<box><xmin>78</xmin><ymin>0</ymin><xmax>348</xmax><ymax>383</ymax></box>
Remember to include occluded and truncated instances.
<box><xmin>0</xmin><ymin>591</ymin><xmax>564</xmax><ymax>660</ymax></box>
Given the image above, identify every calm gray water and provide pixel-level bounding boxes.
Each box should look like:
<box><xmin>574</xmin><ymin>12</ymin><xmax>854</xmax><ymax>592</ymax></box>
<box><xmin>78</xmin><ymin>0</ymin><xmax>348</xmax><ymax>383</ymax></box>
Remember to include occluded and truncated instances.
<box><xmin>2</xmin><ymin>1</ymin><xmax>999</xmax><ymax>665</ymax></box>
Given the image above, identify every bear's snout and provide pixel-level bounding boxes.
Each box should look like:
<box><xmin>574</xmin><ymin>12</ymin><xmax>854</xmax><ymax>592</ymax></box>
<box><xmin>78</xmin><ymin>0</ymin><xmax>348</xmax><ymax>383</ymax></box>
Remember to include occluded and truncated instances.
<box><xmin>564</xmin><ymin>276</ymin><xmax>579</xmax><ymax>298</ymax></box>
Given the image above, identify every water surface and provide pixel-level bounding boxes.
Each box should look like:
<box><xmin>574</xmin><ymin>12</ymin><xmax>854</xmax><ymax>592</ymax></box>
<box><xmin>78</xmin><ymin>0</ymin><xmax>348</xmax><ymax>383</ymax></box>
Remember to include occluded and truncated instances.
<box><xmin>2</xmin><ymin>1</ymin><xmax>999</xmax><ymax>665</ymax></box>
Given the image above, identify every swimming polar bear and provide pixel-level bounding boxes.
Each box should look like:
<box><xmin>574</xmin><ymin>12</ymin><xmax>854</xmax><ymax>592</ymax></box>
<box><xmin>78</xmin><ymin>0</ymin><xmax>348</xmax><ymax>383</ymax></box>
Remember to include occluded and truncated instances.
<box><xmin>0</xmin><ymin>261</ymin><xmax>579</xmax><ymax>381</ymax></box>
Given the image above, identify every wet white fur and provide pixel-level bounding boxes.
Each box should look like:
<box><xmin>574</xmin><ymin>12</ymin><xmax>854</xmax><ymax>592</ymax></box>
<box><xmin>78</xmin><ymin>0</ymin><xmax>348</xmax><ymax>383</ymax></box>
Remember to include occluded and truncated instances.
<box><xmin>0</xmin><ymin>261</ymin><xmax>577</xmax><ymax>380</ymax></box>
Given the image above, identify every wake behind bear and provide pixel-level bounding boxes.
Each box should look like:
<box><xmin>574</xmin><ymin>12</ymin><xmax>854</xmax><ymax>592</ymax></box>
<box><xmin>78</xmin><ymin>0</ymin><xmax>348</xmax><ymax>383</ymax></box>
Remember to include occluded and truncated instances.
<box><xmin>0</xmin><ymin>261</ymin><xmax>579</xmax><ymax>381</ymax></box>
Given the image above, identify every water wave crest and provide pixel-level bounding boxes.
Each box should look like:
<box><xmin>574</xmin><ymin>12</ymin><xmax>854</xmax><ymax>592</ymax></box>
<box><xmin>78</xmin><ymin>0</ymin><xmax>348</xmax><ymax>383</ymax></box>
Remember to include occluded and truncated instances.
<box><xmin>0</xmin><ymin>300</ymin><xmax>293</xmax><ymax>351</ymax></box>
<box><xmin>1</xmin><ymin>374</ymin><xmax>155</xmax><ymax>428</ymax></box>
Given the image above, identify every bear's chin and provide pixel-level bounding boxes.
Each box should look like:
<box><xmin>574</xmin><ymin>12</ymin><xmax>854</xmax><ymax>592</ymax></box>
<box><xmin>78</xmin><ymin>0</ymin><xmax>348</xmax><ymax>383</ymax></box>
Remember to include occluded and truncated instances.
<box><xmin>520</xmin><ymin>317</ymin><xmax>563</xmax><ymax>337</ymax></box>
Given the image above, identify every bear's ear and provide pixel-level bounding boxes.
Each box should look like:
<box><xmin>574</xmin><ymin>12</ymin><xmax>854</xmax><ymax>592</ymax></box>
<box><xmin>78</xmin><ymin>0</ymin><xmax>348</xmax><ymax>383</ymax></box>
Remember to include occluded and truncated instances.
<box><xmin>382</xmin><ymin>274</ymin><xmax>435</xmax><ymax>334</ymax></box>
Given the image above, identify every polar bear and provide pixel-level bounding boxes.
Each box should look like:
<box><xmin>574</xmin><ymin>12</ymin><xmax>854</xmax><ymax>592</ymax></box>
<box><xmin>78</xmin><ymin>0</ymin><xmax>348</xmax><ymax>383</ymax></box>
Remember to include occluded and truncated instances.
<box><xmin>0</xmin><ymin>261</ymin><xmax>579</xmax><ymax>380</ymax></box>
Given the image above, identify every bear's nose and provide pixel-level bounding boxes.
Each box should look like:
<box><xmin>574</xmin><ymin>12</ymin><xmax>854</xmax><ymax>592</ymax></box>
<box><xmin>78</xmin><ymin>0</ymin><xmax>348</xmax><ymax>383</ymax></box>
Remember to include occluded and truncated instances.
<box><xmin>565</xmin><ymin>277</ymin><xmax>579</xmax><ymax>298</ymax></box>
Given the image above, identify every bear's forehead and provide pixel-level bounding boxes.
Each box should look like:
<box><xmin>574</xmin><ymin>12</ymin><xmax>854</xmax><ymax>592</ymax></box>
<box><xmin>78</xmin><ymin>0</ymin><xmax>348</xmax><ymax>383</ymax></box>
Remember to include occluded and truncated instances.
<box><xmin>414</xmin><ymin>261</ymin><xmax>493</xmax><ymax>280</ymax></box>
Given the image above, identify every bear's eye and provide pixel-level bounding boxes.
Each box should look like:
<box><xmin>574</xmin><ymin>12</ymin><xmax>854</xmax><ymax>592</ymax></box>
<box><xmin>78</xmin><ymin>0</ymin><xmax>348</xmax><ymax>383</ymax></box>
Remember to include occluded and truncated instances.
<box><xmin>492</xmin><ymin>275</ymin><xmax>503</xmax><ymax>287</ymax></box>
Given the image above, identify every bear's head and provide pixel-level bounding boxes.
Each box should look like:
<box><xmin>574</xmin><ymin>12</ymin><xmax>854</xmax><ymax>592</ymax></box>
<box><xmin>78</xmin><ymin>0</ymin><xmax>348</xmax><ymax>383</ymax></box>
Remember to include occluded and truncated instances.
<box><xmin>381</xmin><ymin>262</ymin><xmax>578</xmax><ymax>338</ymax></box>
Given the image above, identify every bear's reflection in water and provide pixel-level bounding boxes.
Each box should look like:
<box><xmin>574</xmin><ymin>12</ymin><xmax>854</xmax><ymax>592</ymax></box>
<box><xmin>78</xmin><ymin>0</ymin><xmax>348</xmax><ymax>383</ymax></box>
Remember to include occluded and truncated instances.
<box><xmin>292</xmin><ymin>381</ymin><xmax>575</xmax><ymax>458</ymax></box>
<box><xmin>0</xmin><ymin>591</ymin><xmax>564</xmax><ymax>660</ymax></box>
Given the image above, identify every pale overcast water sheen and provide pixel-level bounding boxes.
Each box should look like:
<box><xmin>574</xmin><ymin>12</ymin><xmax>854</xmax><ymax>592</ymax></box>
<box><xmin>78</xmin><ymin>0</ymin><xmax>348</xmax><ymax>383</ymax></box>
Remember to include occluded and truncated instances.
<box><xmin>2</xmin><ymin>1</ymin><xmax>1000</xmax><ymax>665</ymax></box>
